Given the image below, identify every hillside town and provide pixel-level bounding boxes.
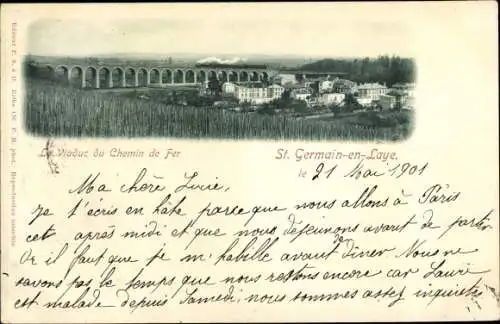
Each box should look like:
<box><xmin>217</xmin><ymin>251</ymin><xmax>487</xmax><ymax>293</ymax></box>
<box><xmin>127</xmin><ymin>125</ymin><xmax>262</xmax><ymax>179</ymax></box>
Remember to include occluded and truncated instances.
<box><xmin>25</xmin><ymin>54</ymin><xmax>416</xmax><ymax>141</ymax></box>
<box><xmin>200</xmin><ymin>72</ymin><xmax>415</xmax><ymax>113</ymax></box>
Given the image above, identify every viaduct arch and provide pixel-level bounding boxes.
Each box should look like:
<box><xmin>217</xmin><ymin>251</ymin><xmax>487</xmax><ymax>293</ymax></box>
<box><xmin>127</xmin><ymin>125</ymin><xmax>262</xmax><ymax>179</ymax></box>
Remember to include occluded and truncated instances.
<box><xmin>32</xmin><ymin>62</ymin><xmax>273</xmax><ymax>89</ymax></box>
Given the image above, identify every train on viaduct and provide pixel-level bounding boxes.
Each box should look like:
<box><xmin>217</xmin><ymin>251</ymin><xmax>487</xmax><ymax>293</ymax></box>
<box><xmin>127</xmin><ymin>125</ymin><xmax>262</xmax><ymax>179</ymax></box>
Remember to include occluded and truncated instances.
<box><xmin>25</xmin><ymin>56</ymin><xmax>347</xmax><ymax>89</ymax></box>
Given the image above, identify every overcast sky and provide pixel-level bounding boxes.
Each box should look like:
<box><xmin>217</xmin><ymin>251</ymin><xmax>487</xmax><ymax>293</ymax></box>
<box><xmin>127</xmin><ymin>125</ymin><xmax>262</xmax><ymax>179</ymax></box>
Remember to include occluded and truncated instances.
<box><xmin>28</xmin><ymin>17</ymin><xmax>415</xmax><ymax>59</ymax></box>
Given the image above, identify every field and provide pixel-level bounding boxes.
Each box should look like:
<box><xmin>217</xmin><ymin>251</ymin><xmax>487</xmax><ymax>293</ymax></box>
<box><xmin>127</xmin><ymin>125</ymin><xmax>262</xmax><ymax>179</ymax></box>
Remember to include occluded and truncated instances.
<box><xmin>24</xmin><ymin>80</ymin><xmax>413</xmax><ymax>141</ymax></box>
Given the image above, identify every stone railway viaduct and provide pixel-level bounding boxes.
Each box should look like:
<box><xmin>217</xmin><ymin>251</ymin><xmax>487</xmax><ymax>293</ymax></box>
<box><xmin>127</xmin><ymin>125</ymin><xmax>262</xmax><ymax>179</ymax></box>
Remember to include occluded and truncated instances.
<box><xmin>28</xmin><ymin>57</ymin><xmax>347</xmax><ymax>89</ymax></box>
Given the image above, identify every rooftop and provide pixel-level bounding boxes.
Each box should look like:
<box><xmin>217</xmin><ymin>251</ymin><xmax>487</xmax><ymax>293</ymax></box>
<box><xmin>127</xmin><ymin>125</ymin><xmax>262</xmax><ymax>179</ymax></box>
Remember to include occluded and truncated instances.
<box><xmin>333</xmin><ymin>79</ymin><xmax>357</xmax><ymax>86</ymax></box>
<box><xmin>235</xmin><ymin>82</ymin><xmax>283</xmax><ymax>89</ymax></box>
<box><xmin>280</xmin><ymin>69</ymin><xmax>349</xmax><ymax>76</ymax></box>
<box><xmin>357</xmin><ymin>82</ymin><xmax>387</xmax><ymax>89</ymax></box>
<box><xmin>305</xmin><ymin>77</ymin><xmax>330</xmax><ymax>82</ymax></box>
<box><xmin>393</xmin><ymin>82</ymin><xmax>416</xmax><ymax>89</ymax></box>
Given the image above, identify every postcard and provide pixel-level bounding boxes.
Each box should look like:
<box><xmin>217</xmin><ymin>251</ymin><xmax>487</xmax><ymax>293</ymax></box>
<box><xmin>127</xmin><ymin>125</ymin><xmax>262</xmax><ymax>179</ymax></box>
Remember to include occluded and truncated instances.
<box><xmin>1</xmin><ymin>2</ymin><xmax>499</xmax><ymax>323</ymax></box>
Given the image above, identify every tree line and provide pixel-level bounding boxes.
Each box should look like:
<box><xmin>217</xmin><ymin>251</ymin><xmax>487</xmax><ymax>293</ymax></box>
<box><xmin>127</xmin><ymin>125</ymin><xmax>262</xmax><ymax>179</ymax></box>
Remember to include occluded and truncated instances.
<box><xmin>299</xmin><ymin>55</ymin><xmax>416</xmax><ymax>86</ymax></box>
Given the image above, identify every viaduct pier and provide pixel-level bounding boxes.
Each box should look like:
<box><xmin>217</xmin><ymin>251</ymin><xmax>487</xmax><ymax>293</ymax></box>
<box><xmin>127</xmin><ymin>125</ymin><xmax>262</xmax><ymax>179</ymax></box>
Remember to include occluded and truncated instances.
<box><xmin>26</xmin><ymin>56</ymin><xmax>348</xmax><ymax>89</ymax></box>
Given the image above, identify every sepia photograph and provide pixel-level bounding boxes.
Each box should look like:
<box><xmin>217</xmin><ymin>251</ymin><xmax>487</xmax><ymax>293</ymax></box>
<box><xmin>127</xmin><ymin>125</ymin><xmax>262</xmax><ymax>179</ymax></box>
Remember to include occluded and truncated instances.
<box><xmin>24</xmin><ymin>18</ymin><xmax>416</xmax><ymax>141</ymax></box>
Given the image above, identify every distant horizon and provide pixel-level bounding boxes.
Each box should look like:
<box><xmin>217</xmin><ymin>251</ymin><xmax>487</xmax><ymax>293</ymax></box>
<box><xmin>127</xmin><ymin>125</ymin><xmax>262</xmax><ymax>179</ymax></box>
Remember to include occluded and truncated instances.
<box><xmin>28</xmin><ymin>19</ymin><xmax>415</xmax><ymax>59</ymax></box>
<box><xmin>27</xmin><ymin>52</ymin><xmax>413</xmax><ymax>61</ymax></box>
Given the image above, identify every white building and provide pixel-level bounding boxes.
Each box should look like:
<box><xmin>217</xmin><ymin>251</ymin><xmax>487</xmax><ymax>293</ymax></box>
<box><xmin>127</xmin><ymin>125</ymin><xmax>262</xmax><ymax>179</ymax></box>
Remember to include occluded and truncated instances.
<box><xmin>303</xmin><ymin>81</ymin><xmax>316</xmax><ymax>90</ymax></box>
<box><xmin>332</xmin><ymin>79</ymin><xmax>358</xmax><ymax>94</ymax></box>
<box><xmin>384</xmin><ymin>87</ymin><xmax>416</xmax><ymax>110</ymax></box>
<box><xmin>357</xmin><ymin>97</ymin><xmax>373</xmax><ymax>107</ymax></box>
<box><xmin>357</xmin><ymin>83</ymin><xmax>389</xmax><ymax>101</ymax></box>
<box><xmin>222</xmin><ymin>82</ymin><xmax>237</xmax><ymax>94</ymax></box>
<box><xmin>277</xmin><ymin>73</ymin><xmax>298</xmax><ymax>85</ymax></box>
<box><xmin>395</xmin><ymin>92</ymin><xmax>416</xmax><ymax>110</ymax></box>
<box><xmin>319</xmin><ymin>92</ymin><xmax>345</xmax><ymax>106</ymax></box>
<box><xmin>379</xmin><ymin>94</ymin><xmax>396</xmax><ymax>110</ymax></box>
<box><xmin>319</xmin><ymin>80</ymin><xmax>334</xmax><ymax>93</ymax></box>
<box><xmin>291</xmin><ymin>88</ymin><xmax>313</xmax><ymax>101</ymax></box>
<box><xmin>392</xmin><ymin>83</ymin><xmax>416</xmax><ymax>97</ymax></box>
<box><xmin>403</xmin><ymin>96</ymin><xmax>415</xmax><ymax>109</ymax></box>
<box><xmin>234</xmin><ymin>84</ymin><xmax>285</xmax><ymax>105</ymax></box>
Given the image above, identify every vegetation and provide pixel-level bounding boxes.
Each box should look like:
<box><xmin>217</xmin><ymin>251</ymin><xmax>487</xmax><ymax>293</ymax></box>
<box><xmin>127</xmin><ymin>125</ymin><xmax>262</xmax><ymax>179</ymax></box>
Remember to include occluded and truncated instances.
<box><xmin>24</xmin><ymin>80</ymin><xmax>411</xmax><ymax>141</ymax></box>
<box><xmin>258</xmin><ymin>97</ymin><xmax>308</xmax><ymax>114</ymax></box>
<box><xmin>348</xmin><ymin>110</ymin><xmax>413</xmax><ymax>128</ymax></box>
<box><xmin>342</xmin><ymin>94</ymin><xmax>363</xmax><ymax>112</ymax></box>
<box><xmin>207</xmin><ymin>75</ymin><xmax>222</xmax><ymax>96</ymax></box>
<box><xmin>318</xmin><ymin>110</ymin><xmax>414</xmax><ymax>138</ymax></box>
<box><xmin>299</xmin><ymin>55</ymin><xmax>416</xmax><ymax>86</ymax></box>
